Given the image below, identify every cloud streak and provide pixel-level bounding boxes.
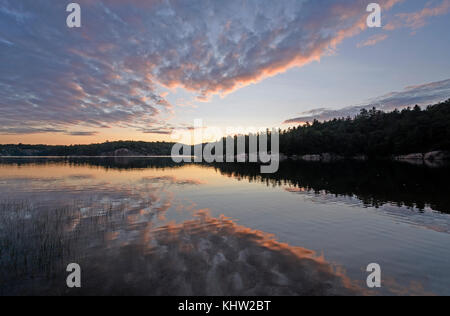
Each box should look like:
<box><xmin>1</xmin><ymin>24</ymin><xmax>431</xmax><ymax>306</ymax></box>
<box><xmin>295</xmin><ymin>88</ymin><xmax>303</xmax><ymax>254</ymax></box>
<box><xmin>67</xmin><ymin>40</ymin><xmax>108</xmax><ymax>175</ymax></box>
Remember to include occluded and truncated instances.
<box><xmin>284</xmin><ymin>78</ymin><xmax>450</xmax><ymax>123</ymax></box>
<box><xmin>357</xmin><ymin>34</ymin><xmax>389</xmax><ymax>47</ymax></box>
<box><xmin>385</xmin><ymin>0</ymin><xmax>450</xmax><ymax>31</ymax></box>
<box><xmin>356</xmin><ymin>1</ymin><xmax>450</xmax><ymax>49</ymax></box>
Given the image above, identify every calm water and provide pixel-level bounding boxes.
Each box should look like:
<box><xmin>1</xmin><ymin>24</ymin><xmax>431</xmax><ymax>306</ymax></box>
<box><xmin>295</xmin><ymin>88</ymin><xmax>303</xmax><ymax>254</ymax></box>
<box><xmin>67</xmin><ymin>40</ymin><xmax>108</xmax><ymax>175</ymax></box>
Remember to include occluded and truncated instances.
<box><xmin>0</xmin><ymin>158</ymin><xmax>449</xmax><ymax>296</ymax></box>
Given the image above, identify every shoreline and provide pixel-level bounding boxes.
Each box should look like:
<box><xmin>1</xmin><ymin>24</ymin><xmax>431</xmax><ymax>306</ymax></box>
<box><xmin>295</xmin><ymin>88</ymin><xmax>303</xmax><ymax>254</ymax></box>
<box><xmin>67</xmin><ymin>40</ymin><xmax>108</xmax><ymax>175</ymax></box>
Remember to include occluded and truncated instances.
<box><xmin>1</xmin><ymin>151</ymin><xmax>449</xmax><ymax>167</ymax></box>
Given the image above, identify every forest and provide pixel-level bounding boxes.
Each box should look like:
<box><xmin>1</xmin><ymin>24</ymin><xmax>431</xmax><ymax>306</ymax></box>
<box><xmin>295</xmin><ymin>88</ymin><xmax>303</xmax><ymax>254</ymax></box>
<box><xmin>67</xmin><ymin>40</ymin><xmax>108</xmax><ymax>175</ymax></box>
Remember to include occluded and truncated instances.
<box><xmin>279</xmin><ymin>99</ymin><xmax>450</xmax><ymax>157</ymax></box>
<box><xmin>0</xmin><ymin>141</ymin><xmax>174</xmax><ymax>157</ymax></box>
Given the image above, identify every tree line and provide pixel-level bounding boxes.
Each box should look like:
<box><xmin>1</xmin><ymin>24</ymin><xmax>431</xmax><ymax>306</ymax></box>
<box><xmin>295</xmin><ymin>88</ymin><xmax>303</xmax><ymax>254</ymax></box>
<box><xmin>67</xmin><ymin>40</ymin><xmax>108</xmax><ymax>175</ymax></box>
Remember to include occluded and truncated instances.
<box><xmin>279</xmin><ymin>99</ymin><xmax>450</xmax><ymax>157</ymax></box>
<box><xmin>1</xmin><ymin>99</ymin><xmax>449</xmax><ymax>158</ymax></box>
<box><xmin>0</xmin><ymin>141</ymin><xmax>174</xmax><ymax>156</ymax></box>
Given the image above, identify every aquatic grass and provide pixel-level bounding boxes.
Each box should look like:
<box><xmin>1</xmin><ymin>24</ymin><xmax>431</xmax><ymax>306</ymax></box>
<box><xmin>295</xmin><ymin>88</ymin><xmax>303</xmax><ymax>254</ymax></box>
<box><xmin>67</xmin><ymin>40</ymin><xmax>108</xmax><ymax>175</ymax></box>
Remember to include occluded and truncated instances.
<box><xmin>0</xmin><ymin>200</ymin><xmax>126</xmax><ymax>295</ymax></box>
<box><xmin>0</xmin><ymin>199</ymin><xmax>364</xmax><ymax>296</ymax></box>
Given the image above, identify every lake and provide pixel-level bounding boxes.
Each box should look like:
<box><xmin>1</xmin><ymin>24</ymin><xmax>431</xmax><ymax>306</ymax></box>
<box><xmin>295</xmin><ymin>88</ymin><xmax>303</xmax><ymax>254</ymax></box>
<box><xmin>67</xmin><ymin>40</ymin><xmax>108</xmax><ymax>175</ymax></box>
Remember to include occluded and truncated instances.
<box><xmin>0</xmin><ymin>157</ymin><xmax>449</xmax><ymax>295</ymax></box>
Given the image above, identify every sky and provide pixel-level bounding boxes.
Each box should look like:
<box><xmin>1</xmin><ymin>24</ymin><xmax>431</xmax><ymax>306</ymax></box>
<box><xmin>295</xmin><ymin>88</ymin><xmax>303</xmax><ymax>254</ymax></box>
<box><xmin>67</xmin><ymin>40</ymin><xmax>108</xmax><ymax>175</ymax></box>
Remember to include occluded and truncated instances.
<box><xmin>0</xmin><ymin>0</ymin><xmax>449</xmax><ymax>145</ymax></box>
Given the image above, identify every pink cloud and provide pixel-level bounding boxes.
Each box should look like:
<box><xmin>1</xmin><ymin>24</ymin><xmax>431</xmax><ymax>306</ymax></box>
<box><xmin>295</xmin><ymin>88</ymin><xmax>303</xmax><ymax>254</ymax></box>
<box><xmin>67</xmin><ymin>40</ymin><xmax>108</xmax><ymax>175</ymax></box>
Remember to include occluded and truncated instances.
<box><xmin>385</xmin><ymin>0</ymin><xmax>450</xmax><ymax>31</ymax></box>
<box><xmin>284</xmin><ymin>78</ymin><xmax>450</xmax><ymax>124</ymax></box>
<box><xmin>1</xmin><ymin>0</ymin><xmax>405</xmax><ymax>135</ymax></box>
<box><xmin>357</xmin><ymin>33</ymin><xmax>389</xmax><ymax>48</ymax></box>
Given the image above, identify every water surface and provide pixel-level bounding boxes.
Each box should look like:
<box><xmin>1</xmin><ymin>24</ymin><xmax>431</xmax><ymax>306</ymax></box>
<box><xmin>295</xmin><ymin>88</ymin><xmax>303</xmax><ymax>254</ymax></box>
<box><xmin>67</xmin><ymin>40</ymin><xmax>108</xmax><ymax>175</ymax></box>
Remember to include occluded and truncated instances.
<box><xmin>1</xmin><ymin>158</ymin><xmax>449</xmax><ymax>295</ymax></box>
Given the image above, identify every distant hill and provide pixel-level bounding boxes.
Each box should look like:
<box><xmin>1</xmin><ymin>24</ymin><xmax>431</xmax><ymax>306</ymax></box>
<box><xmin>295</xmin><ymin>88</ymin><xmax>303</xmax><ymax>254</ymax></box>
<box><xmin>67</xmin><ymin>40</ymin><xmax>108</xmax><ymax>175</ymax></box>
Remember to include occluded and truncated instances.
<box><xmin>0</xmin><ymin>141</ymin><xmax>175</xmax><ymax>157</ymax></box>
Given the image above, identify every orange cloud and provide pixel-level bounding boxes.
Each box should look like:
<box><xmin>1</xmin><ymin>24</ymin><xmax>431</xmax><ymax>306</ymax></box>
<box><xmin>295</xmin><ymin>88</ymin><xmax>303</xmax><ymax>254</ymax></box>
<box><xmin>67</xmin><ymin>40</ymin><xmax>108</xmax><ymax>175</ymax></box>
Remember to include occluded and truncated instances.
<box><xmin>357</xmin><ymin>33</ymin><xmax>389</xmax><ymax>47</ymax></box>
<box><xmin>385</xmin><ymin>0</ymin><xmax>450</xmax><ymax>30</ymax></box>
<box><xmin>1</xmin><ymin>0</ymin><xmax>406</xmax><ymax>138</ymax></box>
<box><xmin>156</xmin><ymin>0</ymin><xmax>404</xmax><ymax>101</ymax></box>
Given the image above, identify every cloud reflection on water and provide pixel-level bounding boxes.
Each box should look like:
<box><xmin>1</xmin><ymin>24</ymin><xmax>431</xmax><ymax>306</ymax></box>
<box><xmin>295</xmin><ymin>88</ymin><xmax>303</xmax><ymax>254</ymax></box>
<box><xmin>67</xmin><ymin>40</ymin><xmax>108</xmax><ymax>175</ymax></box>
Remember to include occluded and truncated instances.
<box><xmin>0</xmin><ymin>201</ymin><xmax>363</xmax><ymax>295</ymax></box>
<box><xmin>0</xmin><ymin>170</ymin><xmax>361</xmax><ymax>296</ymax></box>
<box><xmin>0</xmin><ymin>159</ymin><xmax>440</xmax><ymax>296</ymax></box>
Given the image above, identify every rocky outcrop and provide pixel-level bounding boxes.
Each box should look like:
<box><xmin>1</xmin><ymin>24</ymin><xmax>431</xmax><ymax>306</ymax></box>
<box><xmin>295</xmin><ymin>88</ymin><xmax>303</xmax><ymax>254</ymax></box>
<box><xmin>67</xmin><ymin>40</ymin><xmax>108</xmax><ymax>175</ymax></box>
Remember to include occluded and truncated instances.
<box><xmin>424</xmin><ymin>151</ymin><xmax>450</xmax><ymax>161</ymax></box>
<box><xmin>395</xmin><ymin>151</ymin><xmax>450</xmax><ymax>161</ymax></box>
<box><xmin>394</xmin><ymin>151</ymin><xmax>450</xmax><ymax>167</ymax></box>
<box><xmin>290</xmin><ymin>153</ymin><xmax>344</xmax><ymax>162</ymax></box>
<box><xmin>395</xmin><ymin>153</ymin><xmax>424</xmax><ymax>161</ymax></box>
<box><xmin>287</xmin><ymin>151</ymin><xmax>449</xmax><ymax>165</ymax></box>
<box><xmin>301</xmin><ymin>154</ymin><xmax>322</xmax><ymax>162</ymax></box>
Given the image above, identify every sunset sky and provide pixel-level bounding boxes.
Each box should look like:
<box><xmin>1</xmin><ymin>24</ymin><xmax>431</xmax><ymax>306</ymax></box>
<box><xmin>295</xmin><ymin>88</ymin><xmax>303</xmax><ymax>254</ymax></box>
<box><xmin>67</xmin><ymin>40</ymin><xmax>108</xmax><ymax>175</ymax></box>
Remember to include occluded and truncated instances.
<box><xmin>0</xmin><ymin>0</ymin><xmax>449</xmax><ymax>145</ymax></box>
